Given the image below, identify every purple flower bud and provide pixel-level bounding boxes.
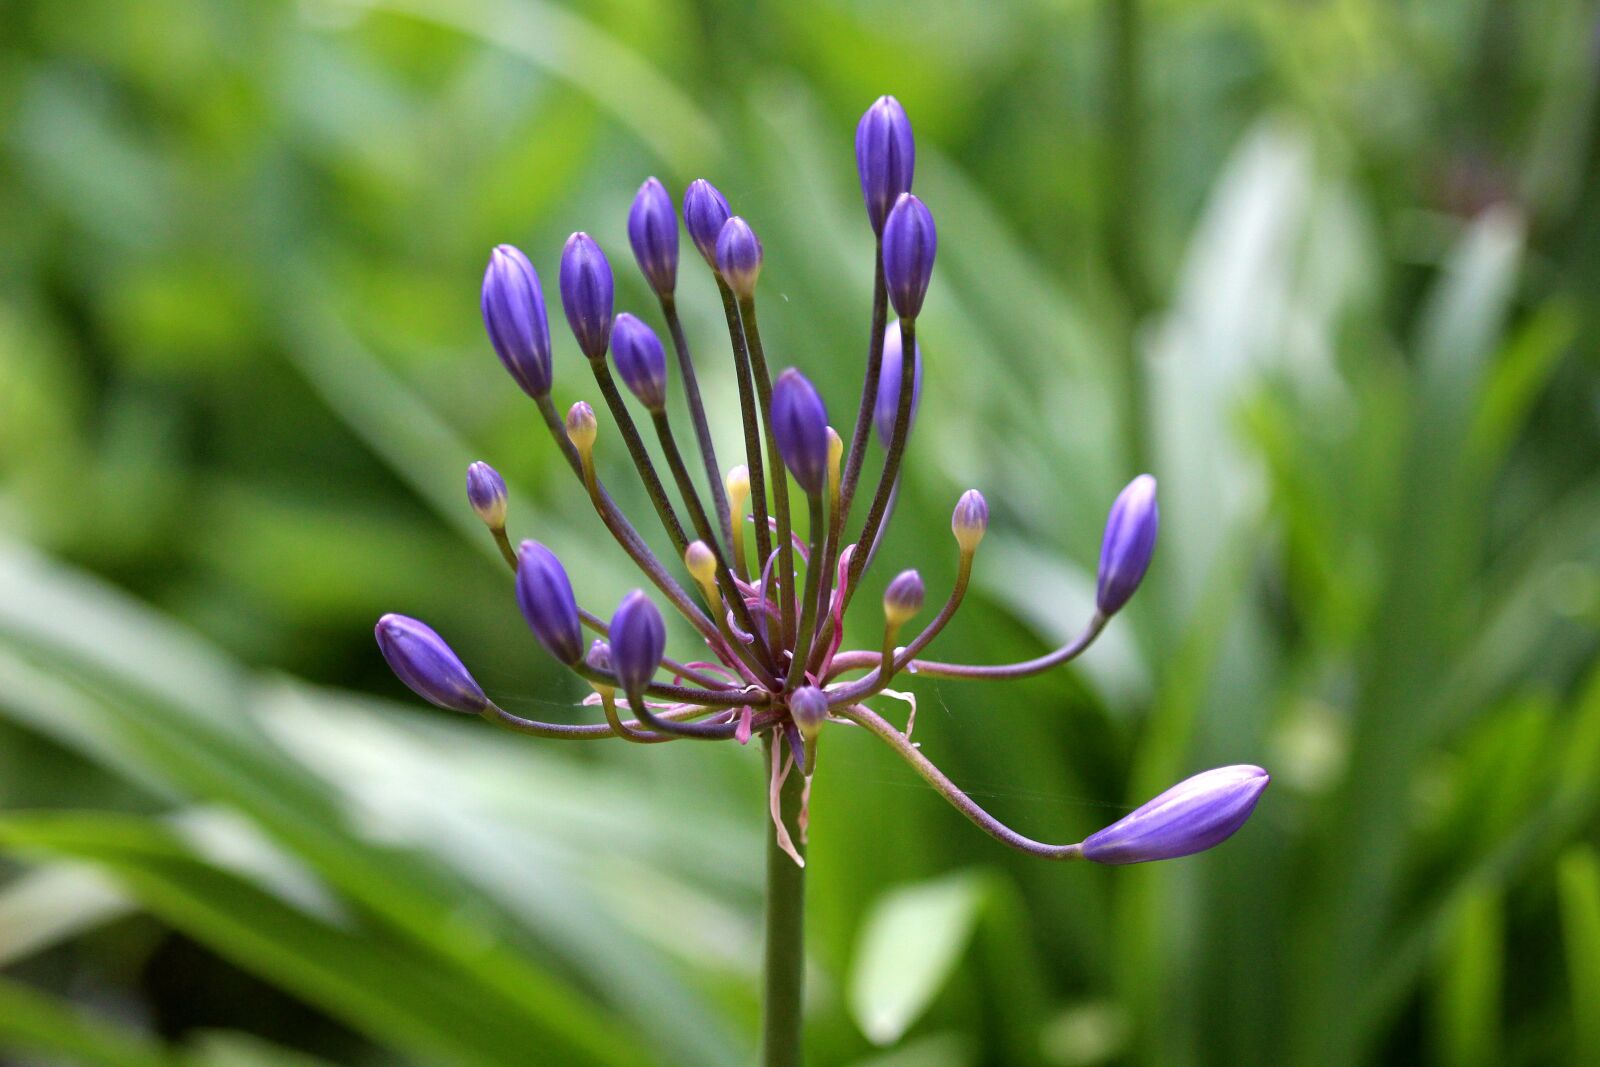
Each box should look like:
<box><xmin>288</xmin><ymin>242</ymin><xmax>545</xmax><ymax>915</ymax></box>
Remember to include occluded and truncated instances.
<box><xmin>585</xmin><ymin>638</ymin><xmax>611</xmax><ymax>675</ymax></box>
<box><xmin>627</xmin><ymin>177</ymin><xmax>679</xmax><ymax>297</ymax></box>
<box><xmin>874</xmin><ymin>320</ymin><xmax>924</xmax><ymax>444</ymax></box>
<box><xmin>770</xmin><ymin>368</ymin><xmax>830</xmax><ymax>495</ymax></box>
<box><xmin>715</xmin><ymin>216</ymin><xmax>763</xmax><ymax>299</ymax></box>
<box><xmin>481</xmin><ymin>244</ymin><xmax>553</xmax><ymax>398</ymax></box>
<box><xmin>559</xmin><ymin>232</ymin><xmax>614</xmax><ymax>360</ymax></box>
<box><xmin>516</xmin><ymin>540</ymin><xmax>583</xmax><ymax>665</ymax></box>
<box><xmin>882</xmin><ymin>193</ymin><xmax>937</xmax><ymax>318</ymax></box>
<box><xmin>790</xmin><ymin>685</ymin><xmax>828</xmax><ymax>740</ymax></box>
<box><xmin>1080</xmin><ymin>765</ymin><xmax>1269</xmax><ymax>864</ymax></box>
<box><xmin>609</xmin><ymin>589</ymin><xmax>666</xmax><ymax>694</ymax></box>
<box><xmin>951</xmin><ymin>489</ymin><xmax>988</xmax><ymax>553</ymax></box>
<box><xmin>883</xmin><ymin>569</ymin><xmax>925</xmax><ymax>626</ymax></box>
<box><xmin>855</xmin><ymin>95</ymin><xmax>915</xmax><ymax>235</ymax></box>
<box><xmin>610</xmin><ymin>312</ymin><xmax>669</xmax><ymax>410</ymax></box>
<box><xmin>375</xmin><ymin>614</ymin><xmax>487</xmax><ymax>714</ymax></box>
<box><xmin>466</xmin><ymin>461</ymin><xmax>508</xmax><ymax>529</ymax></box>
<box><xmin>1096</xmin><ymin>474</ymin><xmax>1158</xmax><ymax>615</ymax></box>
<box><xmin>682</xmin><ymin>179</ymin><xmax>731</xmax><ymax>269</ymax></box>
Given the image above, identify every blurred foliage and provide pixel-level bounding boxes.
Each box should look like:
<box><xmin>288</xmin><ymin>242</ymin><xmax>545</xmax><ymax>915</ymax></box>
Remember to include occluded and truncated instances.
<box><xmin>2</xmin><ymin>0</ymin><xmax>1600</xmax><ymax>1063</ymax></box>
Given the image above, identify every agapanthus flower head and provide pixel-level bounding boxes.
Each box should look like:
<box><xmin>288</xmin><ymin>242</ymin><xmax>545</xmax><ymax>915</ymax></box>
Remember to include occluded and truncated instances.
<box><xmin>610</xmin><ymin>312</ymin><xmax>669</xmax><ymax>411</ymax></box>
<box><xmin>874</xmin><ymin>320</ymin><xmax>924</xmax><ymax>444</ymax></box>
<box><xmin>952</xmin><ymin>489</ymin><xmax>989</xmax><ymax>553</ymax></box>
<box><xmin>1080</xmin><ymin>765</ymin><xmax>1269</xmax><ymax>865</ymax></box>
<box><xmin>481</xmin><ymin>244</ymin><xmax>553</xmax><ymax>398</ymax></box>
<box><xmin>715</xmin><ymin>216</ymin><xmax>763</xmax><ymax>299</ymax></box>
<box><xmin>682</xmin><ymin>178</ymin><xmax>731</xmax><ymax>268</ymax></box>
<box><xmin>855</xmin><ymin>95</ymin><xmax>916</xmax><ymax>236</ymax></box>
<box><xmin>381</xmin><ymin>95</ymin><xmax>1263</xmax><ymax>891</ymax></box>
<box><xmin>566</xmin><ymin>400</ymin><xmax>598</xmax><ymax>454</ymax></box>
<box><xmin>770</xmin><ymin>368</ymin><xmax>830</xmax><ymax>495</ymax></box>
<box><xmin>516</xmin><ymin>540</ymin><xmax>583</xmax><ymax>665</ymax></box>
<box><xmin>465</xmin><ymin>461</ymin><xmax>508</xmax><ymax>530</ymax></box>
<box><xmin>1096</xmin><ymin>473</ymin><xmax>1159</xmax><ymax>616</ymax></box>
<box><xmin>559</xmin><ymin>232</ymin><xmax>615</xmax><ymax>360</ymax></box>
<box><xmin>610</xmin><ymin>589</ymin><xmax>666</xmax><ymax>694</ymax></box>
<box><xmin>627</xmin><ymin>177</ymin><xmax>679</xmax><ymax>297</ymax></box>
<box><xmin>882</xmin><ymin>193</ymin><xmax>937</xmax><ymax>318</ymax></box>
<box><xmin>883</xmin><ymin>569</ymin><xmax>925</xmax><ymax>626</ymax></box>
<box><xmin>375</xmin><ymin>614</ymin><xmax>487</xmax><ymax>714</ymax></box>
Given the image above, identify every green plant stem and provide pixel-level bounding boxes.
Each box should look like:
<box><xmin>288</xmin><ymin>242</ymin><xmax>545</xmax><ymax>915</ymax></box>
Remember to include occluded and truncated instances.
<box><xmin>737</xmin><ymin>295</ymin><xmax>798</xmax><ymax>648</ymax></box>
<box><xmin>762</xmin><ymin>733</ymin><xmax>806</xmax><ymax>1067</ymax></box>
<box><xmin>716</xmin><ymin>277</ymin><xmax>774</xmax><ymax>570</ymax></box>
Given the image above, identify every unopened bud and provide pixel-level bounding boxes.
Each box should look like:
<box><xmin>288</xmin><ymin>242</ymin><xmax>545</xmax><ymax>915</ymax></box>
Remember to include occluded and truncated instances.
<box><xmin>951</xmin><ymin>489</ymin><xmax>988</xmax><ymax>554</ymax></box>
<box><xmin>882</xmin><ymin>569</ymin><xmax>925</xmax><ymax>627</ymax></box>
<box><xmin>790</xmin><ymin>685</ymin><xmax>829</xmax><ymax>740</ymax></box>
<box><xmin>685</xmin><ymin>540</ymin><xmax>717</xmax><ymax>586</ymax></box>
<box><xmin>1080</xmin><ymin>765</ymin><xmax>1269</xmax><ymax>865</ymax></box>
<box><xmin>726</xmin><ymin>465</ymin><xmax>751</xmax><ymax>516</ymax></box>
<box><xmin>465</xmin><ymin>461</ymin><xmax>508</xmax><ymax>530</ymax></box>
<box><xmin>566</xmin><ymin>401</ymin><xmax>598</xmax><ymax>455</ymax></box>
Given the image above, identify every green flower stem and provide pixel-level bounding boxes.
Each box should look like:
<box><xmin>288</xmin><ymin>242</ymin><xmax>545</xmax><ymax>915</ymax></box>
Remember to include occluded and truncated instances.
<box><xmin>762</xmin><ymin>733</ymin><xmax>806</xmax><ymax>1067</ymax></box>
<box><xmin>660</xmin><ymin>293</ymin><xmax>735</xmax><ymax>550</ymax></box>
<box><xmin>649</xmin><ymin>408</ymin><xmax>772</xmax><ymax>667</ymax></box>
<box><xmin>586</xmin><ymin>357</ymin><xmax>692</xmax><ymax>557</ymax></box>
<box><xmin>736</xmin><ymin>294</ymin><xmax>798</xmax><ymax>649</ymax></box>
<box><xmin>844</xmin><ymin>315</ymin><xmax>916</xmax><ymax>603</ymax></box>
<box><xmin>785</xmin><ymin>494</ymin><xmax>827</xmax><ymax>690</ymax></box>
<box><xmin>715</xmin><ymin>277</ymin><xmax>774</xmax><ymax>572</ymax></box>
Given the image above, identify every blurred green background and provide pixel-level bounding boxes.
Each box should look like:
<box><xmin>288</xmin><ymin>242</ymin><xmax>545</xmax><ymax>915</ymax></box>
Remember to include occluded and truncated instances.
<box><xmin>3</xmin><ymin>0</ymin><xmax>1599</xmax><ymax>1064</ymax></box>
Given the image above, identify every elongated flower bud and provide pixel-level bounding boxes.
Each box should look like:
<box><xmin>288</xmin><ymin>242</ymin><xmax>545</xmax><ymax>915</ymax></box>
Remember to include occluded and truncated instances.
<box><xmin>559</xmin><ymin>232</ymin><xmax>614</xmax><ymax>360</ymax></box>
<box><xmin>1080</xmin><ymin>765</ymin><xmax>1269</xmax><ymax>865</ymax></box>
<box><xmin>855</xmin><ymin>95</ymin><xmax>915</xmax><ymax>235</ymax></box>
<box><xmin>726</xmin><ymin>464</ymin><xmax>750</xmax><ymax>517</ymax></box>
<box><xmin>1095</xmin><ymin>474</ymin><xmax>1158</xmax><ymax>615</ymax></box>
<box><xmin>683</xmin><ymin>178</ymin><xmax>731</xmax><ymax>269</ymax></box>
<box><xmin>481</xmin><ymin>244</ymin><xmax>553</xmax><ymax>398</ymax></box>
<box><xmin>874</xmin><ymin>320</ymin><xmax>924</xmax><ymax>444</ymax></box>
<box><xmin>627</xmin><ymin>177</ymin><xmax>678</xmax><ymax>297</ymax></box>
<box><xmin>790</xmin><ymin>685</ymin><xmax>829</xmax><ymax>740</ymax></box>
<box><xmin>516</xmin><ymin>540</ymin><xmax>583</xmax><ymax>665</ymax></box>
<box><xmin>883</xmin><ymin>569</ymin><xmax>925</xmax><ymax>627</ymax></box>
<box><xmin>466</xmin><ymin>461</ymin><xmax>508</xmax><ymax>530</ymax></box>
<box><xmin>585</xmin><ymin>639</ymin><xmax>613</xmax><ymax>693</ymax></box>
<box><xmin>882</xmin><ymin>194</ymin><xmax>937</xmax><ymax>318</ymax></box>
<box><xmin>610</xmin><ymin>313</ymin><xmax>669</xmax><ymax>410</ymax></box>
<box><xmin>715</xmin><ymin>216</ymin><xmax>763</xmax><ymax>299</ymax></box>
<box><xmin>566</xmin><ymin>400</ymin><xmax>598</xmax><ymax>456</ymax></box>
<box><xmin>952</xmin><ymin>489</ymin><xmax>988</xmax><ymax>553</ymax></box>
<box><xmin>375</xmin><ymin>614</ymin><xmax>487</xmax><ymax>714</ymax></box>
<box><xmin>771</xmin><ymin>368</ymin><xmax>830</xmax><ymax>495</ymax></box>
<box><xmin>610</xmin><ymin>589</ymin><xmax>666</xmax><ymax>694</ymax></box>
<box><xmin>684</xmin><ymin>540</ymin><xmax>717</xmax><ymax>586</ymax></box>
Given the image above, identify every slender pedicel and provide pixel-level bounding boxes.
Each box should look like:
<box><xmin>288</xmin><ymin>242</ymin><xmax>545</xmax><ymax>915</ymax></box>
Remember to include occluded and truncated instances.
<box><xmin>835</xmin><ymin>704</ymin><xmax>1083</xmax><ymax>860</ymax></box>
<box><xmin>659</xmin><ymin>292</ymin><xmax>733</xmax><ymax>549</ymax></box>
<box><xmin>713</xmin><ymin>274</ymin><xmax>774</xmax><ymax>571</ymax></box>
<box><xmin>845</xmin><ymin>313</ymin><xmax>919</xmax><ymax>600</ymax></box>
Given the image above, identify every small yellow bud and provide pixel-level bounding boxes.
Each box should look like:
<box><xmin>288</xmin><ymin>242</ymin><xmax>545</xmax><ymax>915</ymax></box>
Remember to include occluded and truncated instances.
<box><xmin>826</xmin><ymin>427</ymin><xmax>843</xmax><ymax>496</ymax></box>
<box><xmin>566</xmin><ymin>401</ymin><xmax>598</xmax><ymax>455</ymax></box>
<box><xmin>726</xmin><ymin>464</ymin><xmax>750</xmax><ymax>517</ymax></box>
<box><xmin>684</xmin><ymin>540</ymin><xmax>717</xmax><ymax>586</ymax></box>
